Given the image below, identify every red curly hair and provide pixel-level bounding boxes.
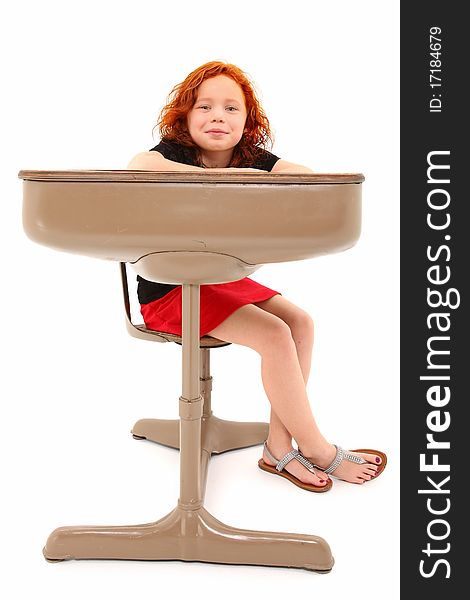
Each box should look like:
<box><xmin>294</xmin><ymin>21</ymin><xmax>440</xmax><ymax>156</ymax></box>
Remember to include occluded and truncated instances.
<box><xmin>155</xmin><ymin>61</ymin><xmax>274</xmax><ymax>167</ymax></box>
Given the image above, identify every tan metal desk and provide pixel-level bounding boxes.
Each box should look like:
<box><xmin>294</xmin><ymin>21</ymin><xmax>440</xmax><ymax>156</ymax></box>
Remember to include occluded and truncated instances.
<box><xmin>19</xmin><ymin>169</ymin><xmax>363</xmax><ymax>572</ymax></box>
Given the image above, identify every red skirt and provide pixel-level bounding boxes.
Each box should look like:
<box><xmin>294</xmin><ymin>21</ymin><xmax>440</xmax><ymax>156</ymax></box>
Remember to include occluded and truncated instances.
<box><xmin>140</xmin><ymin>277</ymin><xmax>280</xmax><ymax>337</ymax></box>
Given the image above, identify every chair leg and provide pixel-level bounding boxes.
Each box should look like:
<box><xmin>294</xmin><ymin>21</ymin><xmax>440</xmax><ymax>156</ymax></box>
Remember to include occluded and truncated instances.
<box><xmin>131</xmin><ymin>415</ymin><xmax>268</xmax><ymax>453</ymax></box>
<box><xmin>43</xmin><ymin>284</ymin><xmax>334</xmax><ymax>572</ymax></box>
<box><xmin>132</xmin><ymin>418</ymin><xmax>180</xmax><ymax>447</ymax></box>
<box><xmin>131</xmin><ymin>347</ymin><xmax>269</xmax><ymax>452</ymax></box>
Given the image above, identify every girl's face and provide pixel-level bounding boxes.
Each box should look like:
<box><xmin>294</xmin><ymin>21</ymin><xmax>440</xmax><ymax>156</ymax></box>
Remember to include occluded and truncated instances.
<box><xmin>187</xmin><ymin>75</ymin><xmax>247</xmax><ymax>165</ymax></box>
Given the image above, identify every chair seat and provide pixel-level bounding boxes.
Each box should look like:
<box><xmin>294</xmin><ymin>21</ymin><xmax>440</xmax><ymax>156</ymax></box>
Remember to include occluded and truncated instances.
<box><xmin>134</xmin><ymin>324</ymin><xmax>231</xmax><ymax>348</ymax></box>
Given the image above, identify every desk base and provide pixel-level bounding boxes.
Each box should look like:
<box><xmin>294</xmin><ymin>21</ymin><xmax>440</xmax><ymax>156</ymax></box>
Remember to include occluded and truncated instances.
<box><xmin>43</xmin><ymin>505</ymin><xmax>333</xmax><ymax>572</ymax></box>
<box><xmin>43</xmin><ymin>413</ymin><xmax>333</xmax><ymax>572</ymax></box>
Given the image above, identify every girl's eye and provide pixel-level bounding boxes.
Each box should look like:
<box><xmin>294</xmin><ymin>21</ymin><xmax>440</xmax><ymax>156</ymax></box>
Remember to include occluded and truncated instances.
<box><xmin>226</xmin><ymin>106</ymin><xmax>237</xmax><ymax>112</ymax></box>
<box><xmin>198</xmin><ymin>105</ymin><xmax>210</xmax><ymax>110</ymax></box>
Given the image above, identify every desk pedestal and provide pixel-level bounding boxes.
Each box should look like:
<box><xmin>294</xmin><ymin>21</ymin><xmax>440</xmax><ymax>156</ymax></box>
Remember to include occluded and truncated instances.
<box><xmin>43</xmin><ymin>284</ymin><xmax>334</xmax><ymax>572</ymax></box>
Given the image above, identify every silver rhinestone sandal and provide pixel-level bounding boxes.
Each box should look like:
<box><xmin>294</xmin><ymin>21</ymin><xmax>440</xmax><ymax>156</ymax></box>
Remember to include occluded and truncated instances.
<box><xmin>258</xmin><ymin>442</ymin><xmax>332</xmax><ymax>493</ymax></box>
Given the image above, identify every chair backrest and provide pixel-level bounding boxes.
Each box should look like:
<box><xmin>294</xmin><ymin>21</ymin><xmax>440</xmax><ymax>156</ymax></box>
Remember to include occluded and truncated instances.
<box><xmin>120</xmin><ymin>263</ymin><xmax>230</xmax><ymax>348</ymax></box>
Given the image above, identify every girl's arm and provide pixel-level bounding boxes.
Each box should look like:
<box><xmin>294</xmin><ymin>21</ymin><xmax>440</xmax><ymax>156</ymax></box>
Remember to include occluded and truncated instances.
<box><xmin>127</xmin><ymin>151</ymin><xmax>204</xmax><ymax>171</ymax></box>
<box><xmin>271</xmin><ymin>159</ymin><xmax>314</xmax><ymax>174</ymax></box>
<box><xmin>127</xmin><ymin>151</ymin><xmax>264</xmax><ymax>173</ymax></box>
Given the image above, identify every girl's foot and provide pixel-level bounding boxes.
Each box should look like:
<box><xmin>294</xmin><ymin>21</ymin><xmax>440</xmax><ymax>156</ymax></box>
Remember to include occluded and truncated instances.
<box><xmin>304</xmin><ymin>444</ymin><xmax>386</xmax><ymax>484</ymax></box>
<box><xmin>262</xmin><ymin>442</ymin><xmax>330</xmax><ymax>489</ymax></box>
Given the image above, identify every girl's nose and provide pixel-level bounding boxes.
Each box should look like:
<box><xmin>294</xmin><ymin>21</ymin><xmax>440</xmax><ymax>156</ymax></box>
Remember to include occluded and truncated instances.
<box><xmin>211</xmin><ymin>110</ymin><xmax>224</xmax><ymax>122</ymax></box>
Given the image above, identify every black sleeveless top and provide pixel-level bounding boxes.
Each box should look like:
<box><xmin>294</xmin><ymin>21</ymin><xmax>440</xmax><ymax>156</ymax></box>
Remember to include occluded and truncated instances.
<box><xmin>137</xmin><ymin>140</ymin><xmax>280</xmax><ymax>304</ymax></box>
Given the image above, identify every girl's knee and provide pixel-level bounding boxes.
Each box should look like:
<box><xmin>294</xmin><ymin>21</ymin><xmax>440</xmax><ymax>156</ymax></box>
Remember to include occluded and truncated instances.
<box><xmin>290</xmin><ymin>308</ymin><xmax>314</xmax><ymax>339</ymax></box>
<box><xmin>257</xmin><ymin>316</ymin><xmax>294</xmax><ymax>354</ymax></box>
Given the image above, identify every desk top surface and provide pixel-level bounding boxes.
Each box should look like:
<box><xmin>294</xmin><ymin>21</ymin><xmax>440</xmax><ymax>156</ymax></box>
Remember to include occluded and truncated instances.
<box><xmin>18</xmin><ymin>169</ymin><xmax>364</xmax><ymax>185</ymax></box>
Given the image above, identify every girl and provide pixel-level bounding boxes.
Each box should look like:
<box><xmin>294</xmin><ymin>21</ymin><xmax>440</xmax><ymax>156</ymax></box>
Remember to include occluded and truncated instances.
<box><xmin>128</xmin><ymin>61</ymin><xmax>386</xmax><ymax>492</ymax></box>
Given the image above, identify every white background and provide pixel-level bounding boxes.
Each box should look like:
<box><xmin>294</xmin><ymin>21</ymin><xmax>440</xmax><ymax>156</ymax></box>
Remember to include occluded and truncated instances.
<box><xmin>1</xmin><ymin>1</ymin><xmax>399</xmax><ymax>598</ymax></box>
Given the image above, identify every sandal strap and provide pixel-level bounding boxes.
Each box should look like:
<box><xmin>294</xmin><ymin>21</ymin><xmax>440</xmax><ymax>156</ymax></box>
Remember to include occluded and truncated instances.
<box><xmin>343</xmin><ymin>450</ymin><xmax>367</xmax><ymax>465</ymax></box>
<box><xmin>293</xmin><ymin>451</ymin><xmax>319</xmax><ymax>474</ymax></box>
<box><xmin>276</xmin><ymin>449</ymin><xmax>300</xmax><ymax>472</ymax></box>
<box><xmin>323</xmin><ymin>445</ymin><xmax>367</xmax><ymax>474</ymax></box>
<box><xmin>263</xmin><ymin>442</ymin><xmax>318</xmax><ymax>474</ymax></box>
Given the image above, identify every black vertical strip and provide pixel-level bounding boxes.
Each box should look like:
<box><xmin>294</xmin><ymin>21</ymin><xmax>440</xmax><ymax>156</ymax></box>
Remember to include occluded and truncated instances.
<box><xmin>401</xmin><ymin>4</ymin><xmax>465</xmax><ymax>596</ymax></box>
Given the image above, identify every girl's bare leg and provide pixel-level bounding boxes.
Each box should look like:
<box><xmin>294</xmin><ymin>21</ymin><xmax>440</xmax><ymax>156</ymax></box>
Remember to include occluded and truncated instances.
<box><xmin>208</xmin><ymin>302</ymin><xmax>328</xmax><ymax>486</ymax></box>
<box><xmin>254</xmin><ymin>296</ymin><xmax>383</xmax><ymax>482</ymax></box>
<box><xmin>254</xmin><ymin>296</ymin><xmax>316</xmax><ymax>475</ymax></box>
<box><xmin>207</xmin><ymin>297</ymin><xmax>382</xmax><ymax>484</ymax></box>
